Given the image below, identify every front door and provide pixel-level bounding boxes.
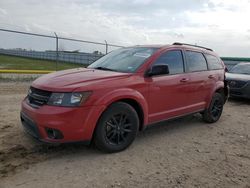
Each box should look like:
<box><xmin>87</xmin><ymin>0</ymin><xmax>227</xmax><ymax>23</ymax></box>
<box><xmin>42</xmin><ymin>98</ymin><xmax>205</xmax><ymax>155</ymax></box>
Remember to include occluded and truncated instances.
<box><xmin>146</xmin><ymin>50</ymin><xmax>192</xmax><ymax>123</ymax></box>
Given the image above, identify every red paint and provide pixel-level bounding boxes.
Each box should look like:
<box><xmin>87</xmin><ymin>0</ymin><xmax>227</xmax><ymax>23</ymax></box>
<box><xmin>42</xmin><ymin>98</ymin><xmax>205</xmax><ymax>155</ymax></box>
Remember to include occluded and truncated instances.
<box><xmin>21</xmin><ymin>45</ymin><xmax>226</xmax><ymax>143</ymax></box>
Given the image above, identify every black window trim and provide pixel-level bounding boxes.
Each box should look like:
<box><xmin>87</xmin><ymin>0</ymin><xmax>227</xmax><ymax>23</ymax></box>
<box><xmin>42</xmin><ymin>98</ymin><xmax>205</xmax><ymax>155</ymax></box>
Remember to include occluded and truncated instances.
<box><xmin>148</xmin><ymin>49</ymin><xmax>186</xmax><ymax>77</ymax></box>
<box><xmin>204</xmin><ymin>53</ymin><xmax>224</xmax><ymax>71</ymax></box>
<box><xmin>184</xmin><ymin>50</ymin><xmax>209</xmax><ymax>73</ymax></box>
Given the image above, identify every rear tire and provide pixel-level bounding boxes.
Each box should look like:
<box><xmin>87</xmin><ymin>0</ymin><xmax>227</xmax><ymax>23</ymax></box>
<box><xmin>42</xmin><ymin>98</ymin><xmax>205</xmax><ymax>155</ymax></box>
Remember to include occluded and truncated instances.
<box><xmin>94</xmin><ymin>102</ymin><xmax>139</xmax><ymax>153</ymax></box>
<box><xmin>203</xmin><ymin>93</ymin><xmax>224</xmax><ymax>123</ymax></box>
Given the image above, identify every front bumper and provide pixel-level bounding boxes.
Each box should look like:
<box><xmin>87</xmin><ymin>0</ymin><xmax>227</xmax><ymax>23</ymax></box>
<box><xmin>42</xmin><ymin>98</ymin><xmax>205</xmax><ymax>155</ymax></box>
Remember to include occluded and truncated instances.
<box><xmin>229</xmin><ymin>83</ymin><xmax>250</xmax><ymax>99</ymax></box>
<box><xmin>21</xmin><ymin>98</ymin><xmax>106</xmax><ymax>143</ymax></box>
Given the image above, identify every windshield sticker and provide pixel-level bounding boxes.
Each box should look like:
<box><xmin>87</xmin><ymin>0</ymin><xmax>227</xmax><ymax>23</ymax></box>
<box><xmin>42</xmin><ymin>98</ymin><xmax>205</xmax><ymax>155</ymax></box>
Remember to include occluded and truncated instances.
<box><xmin>127</xmin><ymin>66</ymin><xmax>134</xmax><ymax>70</ymax></box>
<box><xmin>133</xmin><ymin>53</ymin><xmax>151</xmax><ymax>58</ymax></box>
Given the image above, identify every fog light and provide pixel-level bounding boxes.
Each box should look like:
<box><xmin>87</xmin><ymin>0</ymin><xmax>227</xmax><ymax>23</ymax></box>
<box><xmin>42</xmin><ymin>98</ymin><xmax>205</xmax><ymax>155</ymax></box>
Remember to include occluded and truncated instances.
<box><xmin>45</xmin><ymin>128</ymin><xmax>64</xmax><ymax>139</ymax></box>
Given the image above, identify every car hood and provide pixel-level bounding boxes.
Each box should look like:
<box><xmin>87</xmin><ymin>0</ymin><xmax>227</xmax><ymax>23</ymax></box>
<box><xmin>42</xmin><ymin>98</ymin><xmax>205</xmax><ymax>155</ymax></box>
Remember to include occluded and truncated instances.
<box><xmin>32</xmin><ymin>68</ymin><xmax>132</xmax><ymax>92</ymax></box>
<box><xmin>226</xmin><ymin>72</ymin><xmax>250</xmax><ymax>81</ymax></box>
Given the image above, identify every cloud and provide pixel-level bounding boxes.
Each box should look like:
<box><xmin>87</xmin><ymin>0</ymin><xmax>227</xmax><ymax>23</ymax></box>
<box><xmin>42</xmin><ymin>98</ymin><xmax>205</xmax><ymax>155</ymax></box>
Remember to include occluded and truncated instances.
<box><xmin>0</xmin><ymin>0</ymin><xmax>249</xmax><ymax>56</ymax></box>
<box><xmin>0</xmin><ymin>8</ymin><xmax>7</xmax><ymax>15</ymax></box>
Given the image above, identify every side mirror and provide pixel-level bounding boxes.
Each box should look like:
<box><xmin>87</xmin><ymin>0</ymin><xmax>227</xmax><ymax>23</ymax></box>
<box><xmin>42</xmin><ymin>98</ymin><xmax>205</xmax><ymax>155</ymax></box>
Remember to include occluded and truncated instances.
<box><xmin>146</xmin><ymin>64</ymin><xmax>169</xmax><ymax>77</ymax></box>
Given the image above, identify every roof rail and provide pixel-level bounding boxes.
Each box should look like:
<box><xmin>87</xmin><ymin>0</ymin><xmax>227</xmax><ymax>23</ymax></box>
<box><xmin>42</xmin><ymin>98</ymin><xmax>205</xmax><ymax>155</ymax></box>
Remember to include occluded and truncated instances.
<box><xmin>173</xmin><ymin>42</ymin><xmax>213</xmax><ymax>51</ymax></box>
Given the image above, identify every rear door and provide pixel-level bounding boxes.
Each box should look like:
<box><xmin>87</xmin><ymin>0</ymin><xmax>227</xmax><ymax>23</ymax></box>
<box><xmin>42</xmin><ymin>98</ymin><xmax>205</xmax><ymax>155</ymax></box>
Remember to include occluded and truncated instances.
<box><xmin>184</xmin><ymin>50</ymin><xmax>212</xmax><ymax>110</ymax></box>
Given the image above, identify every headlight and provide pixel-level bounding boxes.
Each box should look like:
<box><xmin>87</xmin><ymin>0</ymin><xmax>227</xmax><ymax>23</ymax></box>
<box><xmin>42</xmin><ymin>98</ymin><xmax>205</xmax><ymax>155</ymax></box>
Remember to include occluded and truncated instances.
<box><xmin>47</xmin><ymin>91</ymin><xmax>92</xmax><ymax>107</ymax></box>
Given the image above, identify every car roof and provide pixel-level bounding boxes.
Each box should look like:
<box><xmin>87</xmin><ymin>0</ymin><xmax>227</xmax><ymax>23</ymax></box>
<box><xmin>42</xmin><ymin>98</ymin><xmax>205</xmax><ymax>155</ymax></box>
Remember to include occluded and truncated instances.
<box><xmin>130</xmin><ymin>43</ymin><xmax>216</xmax><ymax>55</ymax></box>
<box><xmin>131</xmin><ymin>44</ymin><xmax>170</xmax><ymax>48</ymax></box>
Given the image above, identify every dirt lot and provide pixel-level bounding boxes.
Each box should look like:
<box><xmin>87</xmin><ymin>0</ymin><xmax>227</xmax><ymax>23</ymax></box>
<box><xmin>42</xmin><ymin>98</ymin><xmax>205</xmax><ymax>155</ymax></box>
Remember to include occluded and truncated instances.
<box><xmin>0</xmin><ymin>81</ymin><xmax>249</xmax><ymax>188</ymax></box>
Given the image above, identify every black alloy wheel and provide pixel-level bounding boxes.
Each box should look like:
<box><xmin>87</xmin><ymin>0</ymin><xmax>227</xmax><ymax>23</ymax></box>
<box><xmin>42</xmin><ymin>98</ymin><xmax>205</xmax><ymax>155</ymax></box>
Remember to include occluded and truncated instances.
<box><xmin>203</xmin><ymin>92</ymin><xmax>224</xmax><ymax>123</ymax></box>
<box><xmin>105</xmin><ymin>113</ymin><xmax>133</xmax><ymax>145</ymax></box>
<box><xmin>94</xmin><ymin>102</ymin><xmax>139</xmax><ymax>153</ymax></box>
<box><xmin>210</xmin><ymin>98</ymin><xmax>223</xmax><ymax>120</ymax></box>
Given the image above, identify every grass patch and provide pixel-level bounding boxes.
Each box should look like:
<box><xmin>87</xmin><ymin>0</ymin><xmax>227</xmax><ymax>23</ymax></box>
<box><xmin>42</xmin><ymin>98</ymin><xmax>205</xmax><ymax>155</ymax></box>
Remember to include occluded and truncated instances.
<box><xmin>0</xmin><ymin>54</ymin><xmax>83</xmax><ymax>71</ymax></box>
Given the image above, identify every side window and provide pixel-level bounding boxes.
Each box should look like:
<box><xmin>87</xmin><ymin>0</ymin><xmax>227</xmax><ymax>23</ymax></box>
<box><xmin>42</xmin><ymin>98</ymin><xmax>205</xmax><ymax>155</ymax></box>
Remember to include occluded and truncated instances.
<box><xmin>185</xmin><ymin>51</ymin><xmax>208</xmax><ymax>72</ymax></box>
<box><xmin>154</xmin><ymin>50</ymin><xmax>184</xmax><ymax>74</ymax></box>
<box><xmin>205</xmin><ymin>54</ymin><xmax>223</xmax><ymax>70</ymax></box>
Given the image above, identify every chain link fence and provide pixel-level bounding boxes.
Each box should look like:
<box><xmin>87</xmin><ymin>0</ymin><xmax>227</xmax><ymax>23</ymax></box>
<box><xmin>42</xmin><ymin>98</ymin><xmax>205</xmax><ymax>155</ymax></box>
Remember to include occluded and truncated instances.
<box><xmin>0</xmin><ymin>48</ymin><xmax>103</xmax><ymax>65</ymax></box>
<box><xmin>0</xmin><ymin>28</ymin><xmax>124</xmax><ymax>70</ymax></box>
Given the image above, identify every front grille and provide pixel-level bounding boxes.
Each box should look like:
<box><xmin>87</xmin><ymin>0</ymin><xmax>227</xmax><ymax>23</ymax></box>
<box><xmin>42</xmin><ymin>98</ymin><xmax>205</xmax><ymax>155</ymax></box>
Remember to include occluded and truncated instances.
<box><xmin>230</xmin><ymin>91</ymin><xmax>242</xmax><ymax>96</ymax></box>
<box><xmin>228</xmin><ymin>80</ymin><xmax>248</xmax><ymax>88</ymax></box>
<box><xmin>28</xmin><ymin>87</ymin><xmax>51</xmax><ymax>107</ymax></box>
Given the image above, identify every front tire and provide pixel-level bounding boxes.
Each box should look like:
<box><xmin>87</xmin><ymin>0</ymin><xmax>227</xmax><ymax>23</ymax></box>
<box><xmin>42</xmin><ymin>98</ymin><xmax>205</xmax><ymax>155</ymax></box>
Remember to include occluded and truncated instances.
<box><xmin>203</xmin><ymin>93</ymin><xmax>224</xmax><ymax>123</ymax></box>
<box><xmin>94</xmin><ymin>102</ymin><xmax>139</xmax><ymax>153</ymax></box>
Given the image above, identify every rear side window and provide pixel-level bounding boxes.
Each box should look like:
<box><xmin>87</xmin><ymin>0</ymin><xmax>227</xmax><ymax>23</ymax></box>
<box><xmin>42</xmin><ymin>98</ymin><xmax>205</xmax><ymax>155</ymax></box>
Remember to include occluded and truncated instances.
<box><xmin>154</xmin><ymin>50</ymin><xmax>184</xmax><ymax>74</ymax></box>
<box><xmin>185</xmin><ymin>51</ymin><xmax>207</xmax><ymax>72</ymax></box>
<box><xmin>205</xmin><ymin>54</ymin><xmax>223</xmax><ymax>70</ymax></box>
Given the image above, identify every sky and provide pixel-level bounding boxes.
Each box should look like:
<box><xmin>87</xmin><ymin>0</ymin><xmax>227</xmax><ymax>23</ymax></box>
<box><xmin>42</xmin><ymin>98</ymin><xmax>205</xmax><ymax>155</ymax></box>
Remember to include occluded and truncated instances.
<box><xmin>0</xmin><ymin>0</ymin><xmax>250</xmax><ymax>56</ymax></box>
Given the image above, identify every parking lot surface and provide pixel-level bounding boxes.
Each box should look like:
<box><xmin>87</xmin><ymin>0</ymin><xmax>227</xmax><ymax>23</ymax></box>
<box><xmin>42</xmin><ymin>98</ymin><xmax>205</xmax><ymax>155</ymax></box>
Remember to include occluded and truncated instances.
<box><xmin>0</xmin><ymin>82</ymin><xmax>249</xmax><ymax>188</ymax></box>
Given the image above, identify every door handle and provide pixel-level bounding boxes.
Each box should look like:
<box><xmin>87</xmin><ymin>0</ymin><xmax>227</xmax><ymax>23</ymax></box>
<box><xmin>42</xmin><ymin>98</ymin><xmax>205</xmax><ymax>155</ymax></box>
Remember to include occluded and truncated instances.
<box><xmin>180</xmin><ymin>78</ymin><xmax>189</xmax><ymax>83</ymax></box>
<box><xmin>208</xmin><ymin>75</ymin><xmax>215</xmax><ymax>79</ymax></box>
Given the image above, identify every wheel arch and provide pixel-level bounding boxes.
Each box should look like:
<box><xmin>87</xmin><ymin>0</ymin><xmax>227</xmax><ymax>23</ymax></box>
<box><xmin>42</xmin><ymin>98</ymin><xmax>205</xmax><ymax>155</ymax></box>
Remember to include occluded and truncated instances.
<box><xmin>94</xmin><ymin>88</ymin><xmax>148</xmax><ymax>131</ymax></box>
<box><xmin>206</xmin><ymin>81</ymin><xmax>226</xmax><ymax>108</ymax></box>
<box><xmin>114</xmin><ymin>98</ymin><xmax>145</xmax><ymax>131</ymax></box>
<box><xmin>214</xmin><ymin>82</ymin><xmax>228</xmax><ymax>104</ymax></box>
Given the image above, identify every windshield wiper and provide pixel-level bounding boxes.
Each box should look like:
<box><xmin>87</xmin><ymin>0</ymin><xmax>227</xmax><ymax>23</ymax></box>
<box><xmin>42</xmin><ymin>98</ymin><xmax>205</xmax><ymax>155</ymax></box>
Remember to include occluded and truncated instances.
<box><xmin>94</xmin><ymin>66</ymin><xmax>117</xmax><ymax>72</ymax></box>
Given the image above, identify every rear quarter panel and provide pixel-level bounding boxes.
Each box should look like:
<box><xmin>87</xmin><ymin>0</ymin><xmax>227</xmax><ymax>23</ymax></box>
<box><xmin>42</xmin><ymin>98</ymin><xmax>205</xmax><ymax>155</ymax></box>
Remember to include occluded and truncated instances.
<box><xmin>206</xmin><ymin>69</ymin><xmax>225</xmax><ymax>108</ymax></box>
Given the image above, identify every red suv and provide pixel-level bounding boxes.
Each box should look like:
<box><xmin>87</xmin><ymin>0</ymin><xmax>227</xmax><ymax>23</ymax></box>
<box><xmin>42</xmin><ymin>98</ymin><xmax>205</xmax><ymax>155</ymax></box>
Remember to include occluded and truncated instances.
<box><xmin>21</xmin><ymin>43</ymin><xmax>228</xmax><ymax>152</ymax></box>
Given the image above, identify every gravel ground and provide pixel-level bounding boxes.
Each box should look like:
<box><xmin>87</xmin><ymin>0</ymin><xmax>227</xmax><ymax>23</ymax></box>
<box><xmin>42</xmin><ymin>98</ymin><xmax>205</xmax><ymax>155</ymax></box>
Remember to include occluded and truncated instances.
<box><xmin>0</xmin><ymin>81</ymin><xmax>249</xmax><ymax>188</ymax></box>
<box><xmin>0</xmin><ymin>73</ymin><xmax>42</xmax><ymax>81</ymax></box>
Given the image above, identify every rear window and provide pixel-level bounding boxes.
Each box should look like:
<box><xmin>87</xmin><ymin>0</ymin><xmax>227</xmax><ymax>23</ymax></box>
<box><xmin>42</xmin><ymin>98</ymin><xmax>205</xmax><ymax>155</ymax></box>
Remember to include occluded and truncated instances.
<box><xmin>205</xmin><ymin>54</ymin><xmax>223</xmax><ymax>70</ymax></box>
<box><xmin>185</xmin><ymin>51</ymin><xmax>208</xmax><ymax>72</ymax></box>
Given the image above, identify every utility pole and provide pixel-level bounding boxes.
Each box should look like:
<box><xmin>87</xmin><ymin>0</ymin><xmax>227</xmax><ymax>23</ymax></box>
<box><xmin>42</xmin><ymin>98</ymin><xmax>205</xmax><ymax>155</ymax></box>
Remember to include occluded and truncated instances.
<box><xmin>54</xmin><ymin>32</ymin><xmax>59</xmax><ymax>71</ymax></box>
<box><xmin>105</xmin><ymin>40</ymin><xmax>108</xmax><ymax>54</ymax></box>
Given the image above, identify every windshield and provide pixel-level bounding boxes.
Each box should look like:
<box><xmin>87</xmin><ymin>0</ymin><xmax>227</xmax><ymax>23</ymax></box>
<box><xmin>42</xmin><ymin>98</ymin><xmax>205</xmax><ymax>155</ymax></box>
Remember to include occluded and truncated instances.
<box><xmin>88</xmin><ymin>47</ymin><xmax>158</xmax><ymax>73</ymax></box>
<box><xmin>230</xmin><ymin>64</ymin><xmax>250</xmax><ymax>75</ymax></box>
